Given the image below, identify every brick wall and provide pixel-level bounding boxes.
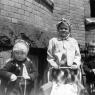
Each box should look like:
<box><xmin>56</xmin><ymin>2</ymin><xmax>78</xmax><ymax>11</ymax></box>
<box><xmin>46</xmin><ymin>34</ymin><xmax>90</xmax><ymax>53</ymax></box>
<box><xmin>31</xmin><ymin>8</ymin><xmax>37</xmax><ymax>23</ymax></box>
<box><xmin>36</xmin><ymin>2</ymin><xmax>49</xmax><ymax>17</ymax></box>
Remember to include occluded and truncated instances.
<box><xmin>53</xmin><ymin>0</ymin><xmax>85</xmax><ymax>46</ymax></box>
<box><xmin>0</xmin><ymin>0</ymin><xmax>86</xmax><ymax>48</ymax></box>
<box><xmin>0</xmin><ymin>0</ymin><xmax>55</xmax><ymax>48</ymax></box>
<box><xmin>0</xmin><ymin>0</ymin><xmax>53</xmax><ymax>28</ymax></box>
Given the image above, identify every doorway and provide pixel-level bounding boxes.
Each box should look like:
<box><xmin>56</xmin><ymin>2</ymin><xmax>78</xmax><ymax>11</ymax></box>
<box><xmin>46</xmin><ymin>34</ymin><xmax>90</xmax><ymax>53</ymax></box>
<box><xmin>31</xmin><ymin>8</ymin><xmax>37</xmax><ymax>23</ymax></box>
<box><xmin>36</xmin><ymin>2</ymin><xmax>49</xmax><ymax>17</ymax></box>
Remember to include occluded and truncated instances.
<box><xmin>29</xmin><ymin>48</ymin><xmax>48</xmax><ymax>88</ymax></box>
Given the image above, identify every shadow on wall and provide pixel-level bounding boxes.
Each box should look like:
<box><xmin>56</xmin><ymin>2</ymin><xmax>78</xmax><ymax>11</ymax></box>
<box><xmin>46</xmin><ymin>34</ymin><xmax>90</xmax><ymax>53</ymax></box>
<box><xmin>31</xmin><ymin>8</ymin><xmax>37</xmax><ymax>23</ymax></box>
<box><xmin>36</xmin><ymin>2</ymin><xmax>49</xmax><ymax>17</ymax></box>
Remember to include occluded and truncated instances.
<box><xmin>0</xmin><ymin>17</ymin><xmax>57</xmax><ymax>49</ymax></box>
<box><xmin>34</xmin><ymin>0</ymin><xmax>54</xmax><ymax>12</ymax></box>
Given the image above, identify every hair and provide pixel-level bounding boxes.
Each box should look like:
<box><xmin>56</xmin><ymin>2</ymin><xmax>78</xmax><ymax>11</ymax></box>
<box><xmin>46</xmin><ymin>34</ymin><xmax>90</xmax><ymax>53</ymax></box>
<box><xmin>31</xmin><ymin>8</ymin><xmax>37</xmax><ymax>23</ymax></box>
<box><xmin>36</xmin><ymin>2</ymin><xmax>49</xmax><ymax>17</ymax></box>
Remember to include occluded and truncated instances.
<box><xmin>56</xmin><ymin>18</ymin><xmax>71</xmax><ymax>32</ymax></box>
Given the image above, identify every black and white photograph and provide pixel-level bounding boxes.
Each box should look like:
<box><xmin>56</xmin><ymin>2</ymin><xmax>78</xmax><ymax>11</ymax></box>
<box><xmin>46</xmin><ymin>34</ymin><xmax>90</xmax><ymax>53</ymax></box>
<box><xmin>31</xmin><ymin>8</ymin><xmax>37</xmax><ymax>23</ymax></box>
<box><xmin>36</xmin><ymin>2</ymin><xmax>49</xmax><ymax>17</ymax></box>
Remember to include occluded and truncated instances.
<box><xmin>0</xmin><ymin>0</ymin><xmax>94</xmax><ymax>95</ymax></box>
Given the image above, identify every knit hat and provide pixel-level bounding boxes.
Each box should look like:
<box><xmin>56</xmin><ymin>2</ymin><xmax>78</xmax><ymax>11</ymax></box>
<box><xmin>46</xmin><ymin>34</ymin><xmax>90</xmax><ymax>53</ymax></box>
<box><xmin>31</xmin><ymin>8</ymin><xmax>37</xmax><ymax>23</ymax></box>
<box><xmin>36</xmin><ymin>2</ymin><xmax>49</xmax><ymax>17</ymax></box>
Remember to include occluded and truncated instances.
<box><xmin>13</xmin><ymin>39</ymin><xmax>29</xmax><ymax>54</ymax></box>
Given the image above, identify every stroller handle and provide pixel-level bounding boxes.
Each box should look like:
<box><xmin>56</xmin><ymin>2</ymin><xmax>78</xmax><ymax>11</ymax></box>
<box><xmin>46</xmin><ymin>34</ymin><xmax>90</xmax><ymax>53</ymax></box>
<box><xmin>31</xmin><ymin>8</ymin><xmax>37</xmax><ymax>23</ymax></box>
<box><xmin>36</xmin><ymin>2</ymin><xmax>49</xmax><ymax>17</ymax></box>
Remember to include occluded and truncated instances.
<box><xmin>49</xmin><ymin>66</ymin><xmax>73</xmax><ymax>71</ymax></box>
<box><xmin>59</xmin><ymin>66</ymin><xmax>72</xmax><ymax>69</ymax></box>
<box><xmin>17</xmin><ymin>76</ymin><xmax>25</xmax><ymax>78</ymax></box>
<box><xmin>17</xmin><ymin>76</ymin><xmax>24</xmax><ymax>78</ymax></box>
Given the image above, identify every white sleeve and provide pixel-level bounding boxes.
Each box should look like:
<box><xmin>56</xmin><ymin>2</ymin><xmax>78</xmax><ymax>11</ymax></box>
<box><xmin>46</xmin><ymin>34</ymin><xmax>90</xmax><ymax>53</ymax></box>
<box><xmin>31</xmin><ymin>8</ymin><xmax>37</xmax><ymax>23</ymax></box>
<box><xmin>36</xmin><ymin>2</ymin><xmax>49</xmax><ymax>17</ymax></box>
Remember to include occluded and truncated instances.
<box><xmin>73</xmin><ymin>40</ymin><xmax>81</xmax><ymax>67</ymax></box>
<box><xmin>47</xmin><ymin>39</ymin><xmax>58</xmax><ymax>68</ymax></box>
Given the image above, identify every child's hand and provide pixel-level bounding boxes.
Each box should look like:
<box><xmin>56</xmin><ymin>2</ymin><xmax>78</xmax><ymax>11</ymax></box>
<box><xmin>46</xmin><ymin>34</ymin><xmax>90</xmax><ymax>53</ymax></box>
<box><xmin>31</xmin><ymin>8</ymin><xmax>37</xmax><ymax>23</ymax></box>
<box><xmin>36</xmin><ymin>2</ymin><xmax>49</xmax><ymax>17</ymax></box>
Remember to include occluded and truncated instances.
<box><xmin>10</xmin><ymin>74</ymin><xmax>17</xmax><ymax>81</ymax></box>
<box><xmin>71</xmin><ymin>65</ymin><xmax>78</xmax><ymax>69</ymax></box>
<box><xmin>23</xmin><ymin>74</ymin><xmax>30</xmax><ymax>79</ymax></box>
<box><xmin>92</xmin><ymin>69</ymin><xmax>95</xmax><ymax>74</ymax></box>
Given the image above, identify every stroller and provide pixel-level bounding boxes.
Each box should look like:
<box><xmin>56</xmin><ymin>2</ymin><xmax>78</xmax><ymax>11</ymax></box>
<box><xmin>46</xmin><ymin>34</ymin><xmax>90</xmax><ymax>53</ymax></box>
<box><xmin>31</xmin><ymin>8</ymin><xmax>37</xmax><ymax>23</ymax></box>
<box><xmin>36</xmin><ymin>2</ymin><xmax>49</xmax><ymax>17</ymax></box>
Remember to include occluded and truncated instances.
<box><xmin>41</xmin><ymin>66</ymin><xmax>89</xmax><ymax>95</ymax></box>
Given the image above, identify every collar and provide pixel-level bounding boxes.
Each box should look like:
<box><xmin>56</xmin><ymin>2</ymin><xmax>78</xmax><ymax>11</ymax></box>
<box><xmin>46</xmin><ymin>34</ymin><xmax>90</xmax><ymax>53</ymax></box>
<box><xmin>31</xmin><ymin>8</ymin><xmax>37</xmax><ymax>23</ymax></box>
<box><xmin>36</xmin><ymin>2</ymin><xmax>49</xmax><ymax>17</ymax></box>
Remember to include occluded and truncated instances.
<box><xmin>57</xmin><ymin>36</ymin><xmax>70</xmax><ymax>41</ymax></box>
<box><xmin>57</xmin><ymin>33</ymin><xmax>70</xmax><ymax>41</ymax></box>
<box><xmin>13</xmin><ymin>58</ymin><xmax>27</xmax><ymax>65</ymax></box>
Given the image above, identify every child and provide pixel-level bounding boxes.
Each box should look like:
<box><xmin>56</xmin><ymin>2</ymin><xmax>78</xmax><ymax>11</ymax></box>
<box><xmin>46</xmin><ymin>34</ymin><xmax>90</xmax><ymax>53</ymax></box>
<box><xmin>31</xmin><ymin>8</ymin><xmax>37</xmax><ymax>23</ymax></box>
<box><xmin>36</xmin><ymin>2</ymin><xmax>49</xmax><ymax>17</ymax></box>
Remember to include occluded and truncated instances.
<box><xmin>47</xmin><ymin>18</ymin><xmax>88</xmax><ymax>95</ymax></box>
<box><xmin>47</xmin><ymin>18</ymin><xmax>81</xmax><ymax>85</ymax></box>
<box><xmin>50</xmin><ymin>68</ymin><xmax>88</xmax><ymax>95</ymax></box>
<box><xmin>0</xmin><ymin>39</ymin><xmax>37</xmax><ymax>95</ymax></box>
<box><xmin>47</xmin><ymin>17</ymin><xmax>81</xmax><ymax>70</ymax></box>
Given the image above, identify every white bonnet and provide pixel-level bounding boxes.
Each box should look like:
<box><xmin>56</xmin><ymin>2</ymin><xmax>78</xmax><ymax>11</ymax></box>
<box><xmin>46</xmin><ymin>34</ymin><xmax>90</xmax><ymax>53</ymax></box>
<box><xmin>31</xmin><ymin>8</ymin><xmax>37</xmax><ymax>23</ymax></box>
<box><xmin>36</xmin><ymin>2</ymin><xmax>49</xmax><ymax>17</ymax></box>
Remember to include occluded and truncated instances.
<box><xmin>13</xmin><ymin>39</ymin><xmax>29</xmax><ymax>54</ymax></box>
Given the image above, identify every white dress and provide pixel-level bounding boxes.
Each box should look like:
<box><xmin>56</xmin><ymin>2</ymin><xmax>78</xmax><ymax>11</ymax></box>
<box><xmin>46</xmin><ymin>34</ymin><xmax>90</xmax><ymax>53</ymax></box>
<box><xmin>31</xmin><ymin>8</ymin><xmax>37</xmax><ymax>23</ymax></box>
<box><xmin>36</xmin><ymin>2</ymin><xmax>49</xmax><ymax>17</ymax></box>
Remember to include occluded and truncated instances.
<box><xmin>50</xmin><ymin>82</ymin><xmax>78</xmax><ymax>95</ymax></box>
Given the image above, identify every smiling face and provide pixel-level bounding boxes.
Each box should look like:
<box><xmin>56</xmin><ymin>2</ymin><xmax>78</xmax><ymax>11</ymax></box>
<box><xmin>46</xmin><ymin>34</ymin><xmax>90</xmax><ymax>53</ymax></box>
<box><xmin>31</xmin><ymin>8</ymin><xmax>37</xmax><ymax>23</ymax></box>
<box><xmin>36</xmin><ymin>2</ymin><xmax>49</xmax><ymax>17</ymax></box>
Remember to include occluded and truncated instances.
<box><xmin>57</xmin><ymin>23</ymin><xmax>70</xmax><ymax>39</ymax></box>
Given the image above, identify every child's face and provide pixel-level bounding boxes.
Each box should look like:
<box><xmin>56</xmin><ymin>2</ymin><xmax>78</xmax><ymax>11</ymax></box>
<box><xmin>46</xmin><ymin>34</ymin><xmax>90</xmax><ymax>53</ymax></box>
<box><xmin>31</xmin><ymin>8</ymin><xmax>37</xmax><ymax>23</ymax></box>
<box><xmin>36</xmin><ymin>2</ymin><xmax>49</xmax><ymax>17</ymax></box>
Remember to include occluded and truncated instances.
<box><xmin>58</xmin><ymin>24</ymin><xmax>70</xmax><ymax>38</ymax></box>
<box><xmin>13</xmin><ymin>50</ymin><xmax>27</xmax><ymax>61</ymax></box>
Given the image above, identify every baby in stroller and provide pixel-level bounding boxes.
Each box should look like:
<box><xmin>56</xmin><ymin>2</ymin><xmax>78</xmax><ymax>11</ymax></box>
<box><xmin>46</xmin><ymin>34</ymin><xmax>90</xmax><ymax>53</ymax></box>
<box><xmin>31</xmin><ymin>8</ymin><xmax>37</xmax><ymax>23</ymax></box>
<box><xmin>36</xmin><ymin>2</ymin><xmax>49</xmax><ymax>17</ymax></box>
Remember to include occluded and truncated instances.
<box><xmin>50</xmin><ymin>67</ymin><xmax>87</xmax><ymax>95</ymax></box>
<box><xmin>0</xmin><ymin>39</ymin><xmax>37</xmax><ymax>95</ymax></box>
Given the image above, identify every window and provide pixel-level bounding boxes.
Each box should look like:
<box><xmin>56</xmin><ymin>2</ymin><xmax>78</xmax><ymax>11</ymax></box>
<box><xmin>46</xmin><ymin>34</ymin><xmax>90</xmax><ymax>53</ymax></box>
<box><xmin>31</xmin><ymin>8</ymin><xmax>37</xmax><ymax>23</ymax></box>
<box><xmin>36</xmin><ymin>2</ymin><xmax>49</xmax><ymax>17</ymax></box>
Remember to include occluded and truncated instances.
<box><xmin>85</xmin><ymin>18</ymin><xmax>95</xmax><ymax>30</ymax></box>
<box><xmin>42</xmin><ymin>0</ymin><xmax>54</xmax><ymax>8</ymax></box>
<box><xmin>35</xmin><ymin>0</ymin><xmax>54</xmax><ymax>12</ymax></box>
<box><xmin>90</xmin><ymin>0</ymin><xmax>95</xmax><ymax>17</ymax></box>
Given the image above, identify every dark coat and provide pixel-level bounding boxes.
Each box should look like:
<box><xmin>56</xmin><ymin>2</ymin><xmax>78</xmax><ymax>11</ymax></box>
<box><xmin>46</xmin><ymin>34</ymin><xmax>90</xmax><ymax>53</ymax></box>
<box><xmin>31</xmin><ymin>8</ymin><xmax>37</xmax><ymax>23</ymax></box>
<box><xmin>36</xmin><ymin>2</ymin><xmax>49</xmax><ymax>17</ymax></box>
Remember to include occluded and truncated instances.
<box><xmin>0</xmin><ymin>58</ymin><xmax>37</xmax><ymax>81</ymax></box>
<box><xmin>83</xmin><ymin>55</ymin><xmax>95</xmax><ymax>83</ymax></box>
<box><xmin>83</xmin><ymin>55</ymin><xmax>95</xmax><ymax>72</ymax></box>
<box><xmin>0</xmin><ymin>58</ymin><xmax>38</xmax><ymax>95</ymax></box>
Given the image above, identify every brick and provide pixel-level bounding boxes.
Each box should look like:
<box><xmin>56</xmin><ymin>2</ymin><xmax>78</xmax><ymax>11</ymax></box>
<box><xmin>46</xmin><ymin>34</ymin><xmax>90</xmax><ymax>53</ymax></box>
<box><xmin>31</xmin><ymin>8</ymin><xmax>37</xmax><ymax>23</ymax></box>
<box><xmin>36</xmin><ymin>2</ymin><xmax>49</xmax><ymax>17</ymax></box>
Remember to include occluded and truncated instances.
<box><xmin>11</xmin><ymin>18</ymin><xmax>18</xmax><ymax>23</ymax></box>
<box><xmin>11</xmin><ymin>0</ymin><xmax>19</xmax><ymax>3</ymax></box>
<box><xmin>18</xmin><ymin>0</ymin><xmax>24</xmax><ymax>4</ymax></box>
<box><xmin>14</xmin><ymin>2</ymin><xmax>21</xmax><ymax>8</ymax></box>
<box><xmin>3</xmin><ymin>5</ymin><xmax>12</xmax><ymax>12</ymax></box>
<box><xmin>0</xmin><ymin>10</ymin><xmax>7</xmax><ymax>16</ymax></box>
<box><xmin>8</xmin><ymin>0</ymin><xmax>15</xmax><ymax>6</ymax></box>
<box><xmin>1</xmin><ymin>0</ymin><xmax>9</xmax><ymax>5</ymax></box>
<box><xmin>25</xmin><ymin>1</ymin><xmax>32</xmax><ymax>7</ymax></box>
<box><xmin>26</xmin><ymin>0</ymin><xmax>33</xmax><ymax>3</ymax></box>
<box><xmin>33</xmin><ymin>10</ymin><xmax>41</xmax><ymax>16</ymax></box>
<box><xmin>18</xmin><ymin>9</ymin><xmax>24</xmax><ymax>15</ymax></box>
<box><xmin>20</xmin><ymin>14</ymin><xmax>26</xmax><ymax>21</ymax></box>
<box><xmin>0</xmin><ymin>3</ymin><xmax>4</xmax><ymax>9</ymax></box>
<box><xmin>24</xmin><ymin>10</ymin><xmax>30</xmax><ymax>16</ymax></box>
<box><xmin>11</xmin><ymin>7</ymin><xmax>18</xmax><ymax>13</ymax></box>
<box><xmin>6</xmin><ymin>11</ymin><xmax>14</xmax><ymax>17</ymax></box>
<box><xmin>14</xmin><ymin>13</ymin><xmax>21</xmax><ymax>19</ymax></box>
<box><xmin>21</xmin><ymin>5</ymin><xmax>27</xmax><ymax>10</ymax></box>
<box><xmin>26</xmin><ymin>7</ymin><xmax>32</xmax><ymax>12</ymax></box>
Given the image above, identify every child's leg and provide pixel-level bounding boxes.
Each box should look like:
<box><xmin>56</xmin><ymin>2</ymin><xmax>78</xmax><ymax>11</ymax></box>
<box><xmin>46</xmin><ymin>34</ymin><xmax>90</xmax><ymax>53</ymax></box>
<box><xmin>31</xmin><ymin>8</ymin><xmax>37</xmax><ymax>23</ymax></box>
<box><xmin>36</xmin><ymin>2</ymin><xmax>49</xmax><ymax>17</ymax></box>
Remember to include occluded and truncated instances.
<box><xmin>6</xmin><ymin>83</ymin><xmax>22</xmax><ymax>95</ymax></box>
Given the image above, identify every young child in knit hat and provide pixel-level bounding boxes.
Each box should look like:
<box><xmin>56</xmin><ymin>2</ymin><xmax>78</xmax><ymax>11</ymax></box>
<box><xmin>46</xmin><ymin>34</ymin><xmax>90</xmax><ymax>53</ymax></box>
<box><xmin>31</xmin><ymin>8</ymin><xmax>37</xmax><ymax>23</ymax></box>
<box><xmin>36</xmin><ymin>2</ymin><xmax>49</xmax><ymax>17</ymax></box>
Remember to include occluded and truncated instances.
<box><xmin>0</xmin><ymin>39</ymin><xmax>37</xmax><ymax>95</ymax></box>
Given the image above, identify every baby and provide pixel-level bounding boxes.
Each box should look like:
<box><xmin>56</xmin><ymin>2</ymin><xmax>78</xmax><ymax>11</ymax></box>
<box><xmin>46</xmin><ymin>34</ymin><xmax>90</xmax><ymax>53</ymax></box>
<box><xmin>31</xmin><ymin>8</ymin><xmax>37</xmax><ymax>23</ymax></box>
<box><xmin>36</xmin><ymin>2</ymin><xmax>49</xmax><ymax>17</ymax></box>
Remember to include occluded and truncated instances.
<box><xmin>50</xmin><ymin>68</ymin><xmax>86</xmax><ymax>95</ymax></box>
